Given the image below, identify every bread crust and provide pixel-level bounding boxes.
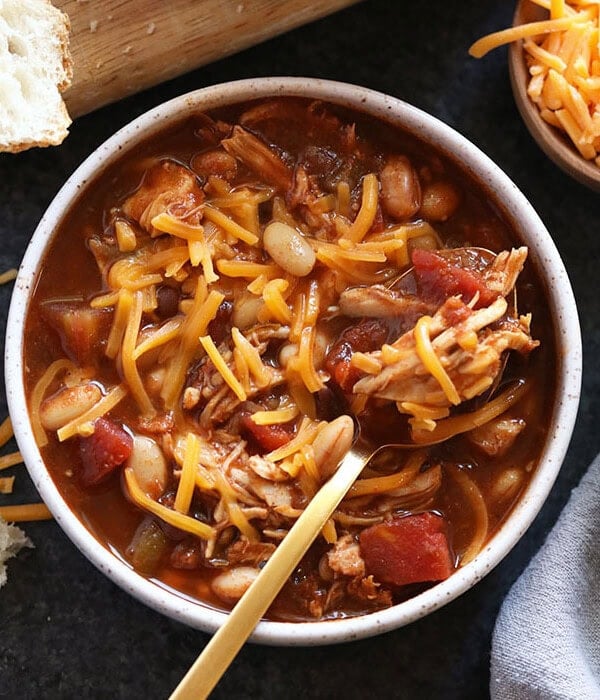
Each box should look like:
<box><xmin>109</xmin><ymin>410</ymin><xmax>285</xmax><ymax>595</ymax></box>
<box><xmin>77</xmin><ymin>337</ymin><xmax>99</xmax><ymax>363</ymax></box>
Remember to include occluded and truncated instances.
<box><xmin>0</xmin><ymin>0</ymin><xmax>73</xmax><ymax>153</ymax></box>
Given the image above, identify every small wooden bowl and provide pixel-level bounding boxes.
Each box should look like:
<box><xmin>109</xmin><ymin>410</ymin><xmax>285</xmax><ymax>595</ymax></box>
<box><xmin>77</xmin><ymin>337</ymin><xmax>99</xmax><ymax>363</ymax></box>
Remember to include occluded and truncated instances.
<box><xmin>509</xmin><ymin>0</ymin><xmax>600</xmax><ymax>191</ymax></box>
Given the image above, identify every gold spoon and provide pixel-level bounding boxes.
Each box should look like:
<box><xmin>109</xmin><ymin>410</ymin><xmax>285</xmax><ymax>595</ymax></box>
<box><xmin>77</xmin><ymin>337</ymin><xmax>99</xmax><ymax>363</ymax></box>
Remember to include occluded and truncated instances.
<box><xmin>169</xmin><ymin>415</ymin><xmax>374</xmax><ymax>700</ymax></box>
<box><xmin>508</xmin><ymin>0</ymin><xmax>600</xmax><ymax>191</ymax></box>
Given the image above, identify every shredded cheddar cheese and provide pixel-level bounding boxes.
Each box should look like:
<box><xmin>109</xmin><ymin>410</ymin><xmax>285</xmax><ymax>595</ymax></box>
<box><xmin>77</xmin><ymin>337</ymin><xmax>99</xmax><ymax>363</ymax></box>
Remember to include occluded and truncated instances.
<box><xmin>0</xmin><ymin>452</ymin><xmax>22</xmax><ymax>471</ymax></box>
<box><xmin>0</xmin><ymin>268</ymin><xmax>17</xmax><ymax>285</ymax></box>
<box><xmin>161</xmin><ymin>286</ymin><xmax>224</xmax><ymax>409</ymax></box>
<box><xmin>0</xmin><ymin>503</ymin><xmax>53</xmax><ymax>522</ymax></box>
<box><xmin>343</xmin><ymin>173</ymin><xmax>379</xmax><ymax>243</ymax></box>
<box><xmin>121</xmin><ymin>291</ymin><xmax>155</xmax><ymax>416</ymax></box>
<box><xmin>125</xmin><ymin>468</ymin><xmax>214</xmax><ymax>540</ymax></box>
<box><xmin>0</xmin><ymin>476</ymin><xmax>15</xmax><ymax>494</ymax></box>
<box><xmin>199</xmin><ymin>335</ymin><xmax>247</xmax><ymax>402</ymax></box>
<box><xmin>470</xmin><ymin>1</ymin><xmax>600</xmax><ymax>166</ymax></box>
<box><xmin>174</xmin><ymin>433</ymin><xmax>200</xmax><ymax>514</ymax></box>
<box><xmin>414</xmin><ymin>316</ymin><xmax>461</xmax><ymax>406</ymax></box>
<box><xmin>0</xmin><ymin>417</ymin><xmax>13</xmax><ymax>449</ymax></box>
<box><xmin>203</xmin><ymin>204</ymin><xmax>259</xmax><ymax>245</ymax></box>
<box><xmin>57</xmin><ymin>384</ymin><xmax>128</xmax><ymax>442</ymax></box>
<box><xmin>250</xmin><ymin>405</ymin><xmax>299</xmax><ymax>425</ymax></box>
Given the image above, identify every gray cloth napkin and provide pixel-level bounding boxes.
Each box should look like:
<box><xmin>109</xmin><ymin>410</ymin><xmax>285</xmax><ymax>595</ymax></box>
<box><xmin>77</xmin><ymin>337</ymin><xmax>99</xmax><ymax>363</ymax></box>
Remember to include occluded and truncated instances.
<box><xmin>490</xmin><ymin>455</ymin><xmax>600</xmax><ymax>699</ymax></box>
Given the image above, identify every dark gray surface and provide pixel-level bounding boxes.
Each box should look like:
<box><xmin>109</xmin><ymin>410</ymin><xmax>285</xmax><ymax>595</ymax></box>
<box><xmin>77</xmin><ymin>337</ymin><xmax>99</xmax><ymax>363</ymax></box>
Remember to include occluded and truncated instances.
<box><xmin>0</xmin><ymin>1</ymin><xmax>597</xmax><ymax>698</ymax></box>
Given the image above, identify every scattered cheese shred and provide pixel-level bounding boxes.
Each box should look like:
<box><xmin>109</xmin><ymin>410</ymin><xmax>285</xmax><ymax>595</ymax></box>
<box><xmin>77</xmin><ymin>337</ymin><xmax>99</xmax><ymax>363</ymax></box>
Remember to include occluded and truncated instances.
<box><xmin>348</xmin><ymin>452</ymin><xmax>426</xmax><ymax>498</ymax></box>
<box><xmin>250</xmin><ymin>405</ymin><xmax>299</xmax><ymax>425</ymax></box>
<box><xmin>0</xmin><ymin>503</ymin><xmax>53</xmax><ymax>522</ymax></box>
<box><xmin>57</xmin><ymin>384</ymin><xmax>128</xmax><ymax>442</ymax></box>
<box><xmin>211</xmin><ymin>470</ymin><xmax>259</xmax><ymax>541</ymax></box>
<box><xmin>261</xmin><ymin>278</ymin><xmax>292</xmax><ymax>324</ymax></box>
<box><xmin>231</xmin><ymin>327</ymin><xmax>271</xmax><ymax>388</ymax></box>
<box><xmin>414</xmin><ymin>315</ymin><xmax>461</xmax><ymax>405</ymax></box>
<box><xmin>203</xmin><ymin>205</ymin><xmax>259</xmax><ymax>245</ymax></box>
<box><xmin>106</xmin><ymin>289</ymin><xmax>132</xmax><ymax>359</ymax></box>
<box><xmin>174</xmin><ymin>433</ymin><xmax>200</xmax><ymax>514</ymax></box>
<box><xmin>343</xmin><ymin>173</ymin><xmax>379</xmax><ymax>243</ymax></box>
<box><xmin>114</xmin><ymin>220</ymin><xmax>137</xmax><ymax>252</ymax></box>
<box><xmin>133</xmin><ymin>317</ymin><xmax>183</xmax><ymax>361</ymax></box>
<box><xmin>0</xmin><ymin>268</ymin><xmax>18</xmax><ymax>285</ymax></box>
<box><xmin>199</xmin><ymin>335</ymin><xmax>247</xmax><ymax>402</ymax></box>
<box><xmin>124</xmin><ymin>468</ymin><xmax>215</xmax><ymax>540</ymax></box>
<box><xmin>321</xmin><ymin>518</ymin><xmax>337</xmax><ymax>544</ymax></box>
<box><xmin>0</xmin><ymin>417</ymin><xmax>13</xmax><ymax>449</ymax></box>
<box><xmin>350</xmin><ymin>352</ymin><xmax>383</xmax><ymax>375</ymax></box>
<box><xmin>0</xmin><ymin>452</ymin><xmax>22</xmax><ymax>471</ymax></box>
<box><xmin>121</xmin><ymin>291</ymin><xmax>155</xmax><ymax>416</ymax></box>
<box><xmin>216</xmin><ymin>260</ymin><xmax>280</xmax><ymax>279</ymax></box>
<box><xmin>161</xmin><ymin>286</ymin><xmax>224</xmax><ymax>409</ymax></box>
<box><xmin>0</xmin><ymin>476</ymin><xmax>15</xmax><ymax>494</ymax></box>
<box><xmin>265</xmin><ymin>417</ymin><xmax>320</xmax><ymax>462</ymax></box>
<box><xmin>29</xmin><ymin>359</ymin><xmax>75</xmax><ymax>447</ymax></box>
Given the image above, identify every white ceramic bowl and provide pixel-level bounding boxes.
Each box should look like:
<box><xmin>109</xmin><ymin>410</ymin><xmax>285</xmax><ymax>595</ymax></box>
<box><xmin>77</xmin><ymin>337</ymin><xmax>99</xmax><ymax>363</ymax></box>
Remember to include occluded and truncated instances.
<box><xmin>5</xmin><ymin>77</ymin><xmax>582</xmax><ymax>646</ymax></box>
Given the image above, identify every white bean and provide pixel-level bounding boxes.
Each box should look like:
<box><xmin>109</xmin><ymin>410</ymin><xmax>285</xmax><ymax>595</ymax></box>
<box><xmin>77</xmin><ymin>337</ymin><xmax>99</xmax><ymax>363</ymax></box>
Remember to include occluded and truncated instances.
<box><xmin>126</xmin><ymin>435</ymin><xmax>168</xmax><ymax>499</ymax></box>
<box><xmin>232</xmin><ymin>293</ymin><xmax>264</xmax><ymax>329</ymax></box>
<box><xmin>312</xmin><ymin>415</ymin><xmax>355</xmax><ymax>479</ymax></box>
<box><xmin>491</xmin><ymin>468</ymin><xmax>524</xmax><ymax>503</ymax></box>
<box><xmin>263</xmin><ymin>221</ymin><xmax>316</xmax><ymax>277</ymax></box>
<box><xmin>40</xmin><ymin>383</ymin><xmax>102</xmax><ymax>431</ymax></box>
<box><xmin>211</xmin><ymin>566</ymin><xmax>260</xmax><ymax>604</ymax></box>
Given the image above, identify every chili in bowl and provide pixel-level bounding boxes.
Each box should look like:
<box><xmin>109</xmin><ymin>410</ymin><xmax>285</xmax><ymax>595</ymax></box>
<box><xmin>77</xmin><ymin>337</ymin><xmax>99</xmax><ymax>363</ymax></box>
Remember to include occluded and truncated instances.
<box><xmin>6</xmin><ymin>77</ymin><xmax>581</xmax><ymax>645</ymax></box>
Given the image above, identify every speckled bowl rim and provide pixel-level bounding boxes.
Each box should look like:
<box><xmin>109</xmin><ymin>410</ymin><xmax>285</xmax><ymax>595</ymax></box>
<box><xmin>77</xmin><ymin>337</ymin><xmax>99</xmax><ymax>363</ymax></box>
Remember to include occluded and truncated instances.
<box><xmin>5</xmin><ymin>77</ymin><xmax>582</xmax><ymax>646</ymax></box>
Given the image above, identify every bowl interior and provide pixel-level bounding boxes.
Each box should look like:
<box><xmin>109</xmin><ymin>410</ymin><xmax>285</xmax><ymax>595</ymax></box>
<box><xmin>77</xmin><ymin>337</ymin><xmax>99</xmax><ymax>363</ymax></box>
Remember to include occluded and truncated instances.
<box><xmin>5</xmin><ymin>77</ymin><xmax>582</xmax><ymax>646</ymax></box>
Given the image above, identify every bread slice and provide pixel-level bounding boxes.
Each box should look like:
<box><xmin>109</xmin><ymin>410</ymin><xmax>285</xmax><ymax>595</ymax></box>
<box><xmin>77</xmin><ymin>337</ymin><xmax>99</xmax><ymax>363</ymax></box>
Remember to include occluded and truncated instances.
<box><xmin>0</xmin><ymin>0</ymin><xmax>73</xmax><ymax>153</ymax></box>
<box><xmin>0</xmin><ymin>517</ymin><xmax>32</xmax><ymax>587</ymax></box>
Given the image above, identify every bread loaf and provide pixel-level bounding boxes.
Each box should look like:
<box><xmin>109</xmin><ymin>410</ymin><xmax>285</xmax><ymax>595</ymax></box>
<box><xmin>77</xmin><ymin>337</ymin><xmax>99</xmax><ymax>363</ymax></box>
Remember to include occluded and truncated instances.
<box><xmin>0</xmin><ymin>0</ymin><xmax>72</xmax><ymax>153</ymax></box>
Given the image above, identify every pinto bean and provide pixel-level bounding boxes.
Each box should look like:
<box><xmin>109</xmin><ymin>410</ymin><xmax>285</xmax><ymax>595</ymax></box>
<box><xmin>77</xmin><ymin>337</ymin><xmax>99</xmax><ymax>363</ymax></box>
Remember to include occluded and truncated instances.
<box><xmin>420</xmin><ymin>181</ymin><xmax>461</xmax><ymax>221</ymax></box>
<box><xmin>312</xmin><ymin>415</ymin><xmax>355</xmax><ymax>479</ymax></box>
<box><xmin>263</xmin><ymin>221</ymin><xmax>316</xmax><ymax>277</ymax></box>
<box><xmin>211</xmin><ymin>566</ymin><xmax>260</xmax><ymax>604</ymax></box>
<box><xmin>380</xmin><ymin>155</ymin><xmax>422</xmax><ymax>220</ymax></box>
<box><xmin>126</xmin><ymin>435</ymin><xmax>168</xmax><ymax>499</ymax></box>
<box><xmin>40</xmin><ymin>383</ymin><xmax>102</xmax><ymax>431</ymax></box>
<box><xmin>191</xmin><ymin>149</ymin><xmax>238</xmax><ymax>181</ymax></box>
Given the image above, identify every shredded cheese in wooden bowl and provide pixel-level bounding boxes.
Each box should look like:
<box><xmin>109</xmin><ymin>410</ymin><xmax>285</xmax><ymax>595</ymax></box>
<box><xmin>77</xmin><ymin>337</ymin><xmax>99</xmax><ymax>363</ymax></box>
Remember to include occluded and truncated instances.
<box><xmin>470</xmin><ymin>0</ymin><xmax>600</xmax><ymax>190</ymax></box>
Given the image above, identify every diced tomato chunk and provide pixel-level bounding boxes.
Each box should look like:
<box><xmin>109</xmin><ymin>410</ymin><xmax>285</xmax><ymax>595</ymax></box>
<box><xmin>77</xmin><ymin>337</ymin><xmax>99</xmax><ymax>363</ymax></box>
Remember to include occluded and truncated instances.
<box><xmin>240</xmin><ymin>413</ymin><xmax>295</xmax><ymax>452</ymax></box>
<box><xmin>325</xmin><ymin>319</ymin><xmax>388</xmax><ymax>392</ymax></box>
<box><xmin>41</xmin><ymin>301</ymin><xmax>112</xmax><ymax>365</ymax></box>
<box><xmin>79</xmin><ymin>418</ymin><xmax>133</xmax><ymax>486</ymax></box>
<box><xmin>412</xmin><ymin>248</ymin><xmax>498</xmax><ymax>308</ymax></box>
<box><xmin>359</xmin><ymin>512</ymin><xmax>454</xmax><ymax>586</ymax></box>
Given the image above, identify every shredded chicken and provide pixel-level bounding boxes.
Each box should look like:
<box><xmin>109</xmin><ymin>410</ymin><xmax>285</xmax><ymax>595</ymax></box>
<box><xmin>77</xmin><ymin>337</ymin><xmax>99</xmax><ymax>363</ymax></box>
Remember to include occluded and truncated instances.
<box><xmin>225</xmin><ymin>538</ymin><xmax>276</xmax><ymax>567</ymax></box>
<box><xmin>327</xmin><ymin>534</ymin><xmax>366</xmax><ymax>578</ymax></box>
<box><xmin>338</xmin><ymin>285</ymin><xmax>435</xmax><ymax>319</ymax></box>
<box><xmin>122</xmin><ymin>160</ymin><xmax>204</xmax><ymax>232</ymax></box>
<box><xmin>482</xmin><ymin>246</ymin><xmax>528</xmax><ymax>298</ymax></box>
<box><xmin>222</xmin><ymin>125</ymin><xmax>293</xmax><ymax>192</ymax></box>
<box><xmin>468</xmin><ymin>417</ymin><xmax>526</xmax><ymax>456</ymax></box>
<box><xmin>353</xmin><ymin>295</ymin><xmax>538</xmax><ymax>409</ymax></box>
<box><xmin>184</xmin><ymin>333</ymin><xmax>285</xmax><ymax>427</ymax></box>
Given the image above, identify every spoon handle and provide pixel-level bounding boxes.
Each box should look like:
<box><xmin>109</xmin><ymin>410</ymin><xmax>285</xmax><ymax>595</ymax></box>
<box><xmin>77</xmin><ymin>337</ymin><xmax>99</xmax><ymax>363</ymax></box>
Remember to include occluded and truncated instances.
<box><xmin>169</xmin><ymin>440</ymin><xmax>371</xmax><ymax>700</ymax></box>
